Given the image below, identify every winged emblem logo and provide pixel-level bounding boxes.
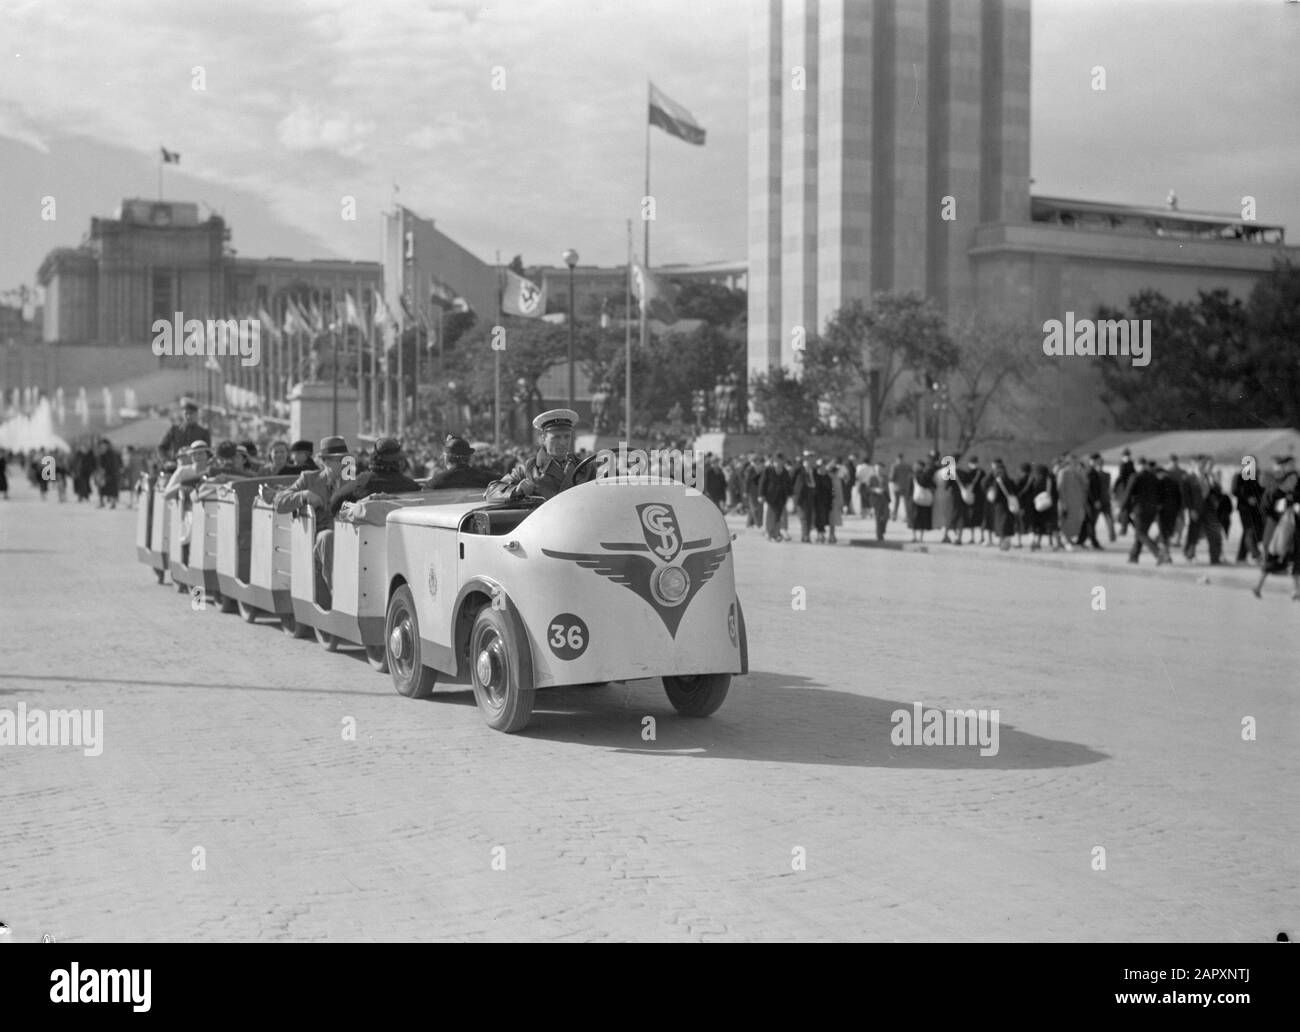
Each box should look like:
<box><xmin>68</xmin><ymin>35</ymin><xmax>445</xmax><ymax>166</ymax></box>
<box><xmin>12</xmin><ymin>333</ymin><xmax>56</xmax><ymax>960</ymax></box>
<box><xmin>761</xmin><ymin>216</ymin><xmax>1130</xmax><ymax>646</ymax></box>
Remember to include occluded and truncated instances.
<box><xmin>542</xmin><ymin>504</ymin><xmax>729</xmax><ymax>637</ymax></box>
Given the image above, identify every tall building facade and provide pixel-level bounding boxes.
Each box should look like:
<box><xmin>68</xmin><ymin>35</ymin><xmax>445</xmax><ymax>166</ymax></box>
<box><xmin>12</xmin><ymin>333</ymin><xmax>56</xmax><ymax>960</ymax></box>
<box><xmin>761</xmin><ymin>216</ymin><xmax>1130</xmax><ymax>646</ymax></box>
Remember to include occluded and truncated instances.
<box><xmin>749</xmin><ymin>0</ymin><xmax>1031</xmax><ymax>381</ymax></box>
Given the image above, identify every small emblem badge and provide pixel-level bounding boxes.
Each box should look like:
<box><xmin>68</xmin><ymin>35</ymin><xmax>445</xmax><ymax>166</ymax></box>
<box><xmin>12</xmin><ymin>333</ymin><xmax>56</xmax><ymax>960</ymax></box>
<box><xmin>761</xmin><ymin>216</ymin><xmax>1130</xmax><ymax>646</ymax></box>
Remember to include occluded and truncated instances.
<box><xmin>426</xmin><ymin>560</ymin><xmax>438</xmax><ymax>599</ymax></box>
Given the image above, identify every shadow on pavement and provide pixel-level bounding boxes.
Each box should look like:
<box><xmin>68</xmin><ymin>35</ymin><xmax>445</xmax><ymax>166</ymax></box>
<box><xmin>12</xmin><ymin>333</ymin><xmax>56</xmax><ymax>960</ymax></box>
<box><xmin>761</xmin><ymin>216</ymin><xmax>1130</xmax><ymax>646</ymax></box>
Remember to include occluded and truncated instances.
<box><xmin>518</xmin><ymin>669</ymin><xmax>1109</xmax><ymax>770</ymax></box>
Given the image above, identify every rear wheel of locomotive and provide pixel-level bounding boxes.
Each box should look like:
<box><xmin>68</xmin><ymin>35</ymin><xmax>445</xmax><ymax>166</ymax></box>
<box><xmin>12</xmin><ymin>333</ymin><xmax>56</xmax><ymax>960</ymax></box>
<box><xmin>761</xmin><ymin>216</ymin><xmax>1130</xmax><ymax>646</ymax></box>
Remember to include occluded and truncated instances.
<box><xmin>663</xmin><ymin>673</ymin><xmax>731</xmax><ymax>717</ymax></box>
<box><xmin>385</xmin><ymin>585</ymin><xmax>436</xmax><ymax>699</ymax></box>
<box><xmin>469</xmin><ymin>607</ymin><xmax>534</xmax><ymax>734</ymax></box>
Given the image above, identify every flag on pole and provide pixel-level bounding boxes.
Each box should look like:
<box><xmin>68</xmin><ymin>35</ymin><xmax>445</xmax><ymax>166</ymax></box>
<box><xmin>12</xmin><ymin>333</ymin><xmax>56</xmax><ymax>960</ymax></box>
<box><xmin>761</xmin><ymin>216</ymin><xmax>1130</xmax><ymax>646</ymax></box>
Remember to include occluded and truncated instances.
<box><xmin>648</xmin><ymin>82</ymin><xmax>706</xmax><ymax>145</ymax></box>
<box><xmin>306</xmin><ymin>301</ymin><xmax>324</xmax><ymax>333</ymax></box>
<box><xmin>344</xmin><ymin>292</ymin><xmax>363</xmax><ymax>329</ymax></box>
<box><xmin>160</xmin><ymin>146</ymin><xmax>181</xmax><ymax>164</ymax></box>
<box><xmin>258</xmin><ymin>305</ymin><xmax>279</xmax><ymax>336</ymax></box>
<box><xmin>501</xmin><ymin>269</ymin><xmax>546</xmax><ymax>318</ymax></box>
<box><xmin>631</xmin><ymin>261</ymin><xmax>676</xmax><ymax>320</ymax></box>
<box><xmin>284</xmin><ymin>298</ymin><xmax>309</xmax><ymax>335</ymax></box>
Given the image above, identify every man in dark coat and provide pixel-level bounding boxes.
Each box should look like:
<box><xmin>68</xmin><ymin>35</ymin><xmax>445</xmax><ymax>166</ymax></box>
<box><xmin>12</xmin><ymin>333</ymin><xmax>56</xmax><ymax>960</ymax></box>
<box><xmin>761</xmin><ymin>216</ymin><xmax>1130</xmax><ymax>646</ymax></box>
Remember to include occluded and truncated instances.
<box><xmin>486</xmin><ymin>409</ymin><xmax>584</xmax><ymax>503</ymax></box>
<box><xmin>1114</xmin><ymin>448</ymin><xmax>1136</xmax><ymax>535</ymax></box>
<box><xmin>757</xmin><ymin>454</ymin><xmax>790</xmax><ymax>542</ymax></box>
<box><xmin>430</xmin><ymin>435</ymin><xmax>495</xmax><ymax>489</ymax></box>
<box><xmin>95</xmin><ymin>438</ymin><xmax>122</xmax><ymax>508</ymax></box>
<box><xmin>812</xmin><ymin>458</ymin><xmax>833</xmax><ymax>542</ymax></box>
<box><xmin>743</xmin><ymin>454</ymin><xmax>763</xmax><ymax>528</ymax></box>
<box><xmin>331</xmin><ymin>438</ymin><xmax>422</xmax><ymax>513</ymax></box>
<box><xmin>1232</xmin><ymin>461</ymin><xmax>1265</xmax><ymax>563</ymax></box>
<box><xmin>1121</xmin><ymin>458</ymin><xmax>1166</xmax><ymax>564</ymax></box>
<box><xmin>703</xmin><ymin>455</ymin><xmax>728</xmax><ymax>511</ymax></box>
<box><xmin>790</xmin><ymin>452</ymin><xmax>817</xmax><ymax>542</ymax></box>
<box><xmin>276</xmin><ymin>440</ymin><xmax>317</xmax><ymax>476</ymax></box>
<box><xmin>1154</xmin><ymin>460</ymin><xmax>1183</xmax><ymax>563</ymax></box>
<box><xmin>158</xmin><ymin>399</ymin><xmax>211</xmax><ymax>463</ymax></box>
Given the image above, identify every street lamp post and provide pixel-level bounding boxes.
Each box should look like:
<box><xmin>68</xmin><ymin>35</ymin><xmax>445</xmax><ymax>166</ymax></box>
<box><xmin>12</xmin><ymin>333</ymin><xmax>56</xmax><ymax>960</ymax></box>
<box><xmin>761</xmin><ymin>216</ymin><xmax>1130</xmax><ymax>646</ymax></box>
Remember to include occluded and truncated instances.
<box><xmin>563</xmin><ymin>249</ymin><xmax>579</xmax><ymax>408</ymax></box>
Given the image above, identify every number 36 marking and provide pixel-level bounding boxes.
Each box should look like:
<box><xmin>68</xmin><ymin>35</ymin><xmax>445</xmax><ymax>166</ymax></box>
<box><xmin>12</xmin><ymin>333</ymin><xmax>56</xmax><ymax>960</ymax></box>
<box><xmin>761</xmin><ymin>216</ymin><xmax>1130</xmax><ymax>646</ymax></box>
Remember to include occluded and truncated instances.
<box><xmin>547</xmin><ymin>613</ymin><xmax>589</xmax><ymax>660</ymax></box>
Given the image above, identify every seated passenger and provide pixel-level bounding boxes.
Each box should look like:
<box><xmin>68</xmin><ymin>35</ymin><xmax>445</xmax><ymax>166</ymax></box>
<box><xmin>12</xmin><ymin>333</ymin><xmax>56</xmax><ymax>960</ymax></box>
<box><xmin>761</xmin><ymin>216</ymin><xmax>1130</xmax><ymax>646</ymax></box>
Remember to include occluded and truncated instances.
<box><xmin>330</xmin><ymin>437</ymin><xmax>422</xmax><ymax>514</ymax></box>
<box><xmin>275</xmin><ymin>439</ymin><xmax>317</xmax><ymax>476</ymax></box>
<box><xmin>272</xmin><ymin>436</ymin><xmax>350</xmax><ymax>605</ymax></box>
<box><xmin>204</xmin><ymin>440</ymin><xmax>250</xmax><ymax>482</ymax></box>
<box><xmin>162</xmin><ymin>441</ymin><xmax>211</xmax><ymax>499</ymax></box>
<box><xmin>485</xmin><ymin>409</ymin><xmax>582</xmax><ymax>503</ymax></box>
<box><xmin>430</xmin><ymin>435</ymin><xmax>495</xmax><ymax>489</ymax></box>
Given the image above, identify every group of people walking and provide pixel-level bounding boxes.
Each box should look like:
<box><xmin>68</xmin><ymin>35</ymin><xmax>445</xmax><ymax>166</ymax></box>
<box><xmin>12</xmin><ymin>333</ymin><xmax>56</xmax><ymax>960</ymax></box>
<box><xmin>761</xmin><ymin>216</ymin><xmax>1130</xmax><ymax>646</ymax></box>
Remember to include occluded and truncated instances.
<box><xmin>1</xmin><ymin>440</ymin><xmax>145</xmax><ymax>508</ymax></box>
<box><xmin>722</xmin><ymin>445</ymin><xmax>1299</xmax><ymax>596</ymax></box>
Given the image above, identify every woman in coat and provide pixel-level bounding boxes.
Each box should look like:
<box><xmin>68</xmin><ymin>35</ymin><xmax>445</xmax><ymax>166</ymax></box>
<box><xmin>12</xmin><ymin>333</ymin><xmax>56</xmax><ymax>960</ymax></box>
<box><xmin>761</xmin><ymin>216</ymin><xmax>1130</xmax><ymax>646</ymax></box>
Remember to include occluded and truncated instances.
<box><xmin>987</xmin><ymin>459</ymin><xmax>1018</xmax><ymax>550</ymax></box>
<box><xmin>1024</xmin><ymin>463</ymin><xmax>1060</xmax><ymax>551</ymax></box>
<box><xmin>812</xmin><ymin>461</ymin><xmax>834</xmax><ymax>543</ymax></box>
<box><xmin>825</xmin><ymin>462</ymin><xmax>845</xmax><ymax>543</ymax></box>
<box><xmin>909</xmin><ymin>458</ymin><xmax>936</xmax><ymax>543</ymax></box>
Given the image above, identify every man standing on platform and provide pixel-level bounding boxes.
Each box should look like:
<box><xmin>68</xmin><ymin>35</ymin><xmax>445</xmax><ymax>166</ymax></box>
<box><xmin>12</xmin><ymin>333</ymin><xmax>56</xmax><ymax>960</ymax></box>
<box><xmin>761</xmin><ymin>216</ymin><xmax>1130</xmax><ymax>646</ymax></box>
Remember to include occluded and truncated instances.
<box><xmin>158</xmin><ymin>398</ymin><xmax>210</xmax><ymax>464</ymax></box>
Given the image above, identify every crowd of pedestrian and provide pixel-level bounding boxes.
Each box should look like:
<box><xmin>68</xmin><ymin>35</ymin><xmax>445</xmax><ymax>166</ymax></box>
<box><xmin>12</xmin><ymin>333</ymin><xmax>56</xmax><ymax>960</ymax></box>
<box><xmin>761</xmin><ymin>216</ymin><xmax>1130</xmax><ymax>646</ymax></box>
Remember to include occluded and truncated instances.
<box><xmin>718</xmin><ymin>447</ymin><xmax>1299</xmax><ymax>596</ymax></box>
<box><xmin>0</xmin><ymin>439</ymin><xmax>148</xmax><ymax>509</ymax></box>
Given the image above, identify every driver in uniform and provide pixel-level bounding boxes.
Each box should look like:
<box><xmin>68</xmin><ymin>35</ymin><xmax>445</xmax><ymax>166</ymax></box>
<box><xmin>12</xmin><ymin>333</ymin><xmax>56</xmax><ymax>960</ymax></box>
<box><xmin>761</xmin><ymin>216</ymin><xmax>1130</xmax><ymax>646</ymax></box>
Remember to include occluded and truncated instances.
<box><xmin>485</xmin><ymin>409</ymin><xmax>584</xmax><ymax>503</ymax></box>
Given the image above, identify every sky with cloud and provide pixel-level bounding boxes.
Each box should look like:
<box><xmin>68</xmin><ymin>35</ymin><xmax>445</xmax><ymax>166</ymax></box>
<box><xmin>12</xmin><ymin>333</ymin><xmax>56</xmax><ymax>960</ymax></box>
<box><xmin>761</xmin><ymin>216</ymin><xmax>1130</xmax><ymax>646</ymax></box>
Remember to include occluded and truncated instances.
<box><xmin>0</xmin><ymin>0</ymin><xmax>1296</xmax><ymax>295</ymax></box>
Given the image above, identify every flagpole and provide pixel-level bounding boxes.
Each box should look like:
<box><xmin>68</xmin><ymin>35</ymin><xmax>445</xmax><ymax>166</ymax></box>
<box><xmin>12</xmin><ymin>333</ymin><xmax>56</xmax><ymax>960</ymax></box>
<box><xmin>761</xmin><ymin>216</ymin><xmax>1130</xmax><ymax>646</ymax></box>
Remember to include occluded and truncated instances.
<box><xmin>354</xmin><ymin>282</ymin><xmax>363</xmax><ymax>437</ymax></box>
<box><xmin>398</xmin><ymin>211</ymin><xmax>406</xmax><ymax>440</ymax></box>
<box><xmin>625</xmin><ymin>219</ymin><xmax>633</xmax><ymax>441</ymax></box>
<box><xmin>494</xmin><ymin>251</ymin><xmax>502</xmax><ymax>450</ymax></box>
<box><xmin>640</xmin><ymin>81</ymin><xmax>653</xmax><ymax>426</ymax></box>
<box><xmin>644</xmin><ymin>80</ymin><xmax>651</xmax><ymax>270</ymax></box>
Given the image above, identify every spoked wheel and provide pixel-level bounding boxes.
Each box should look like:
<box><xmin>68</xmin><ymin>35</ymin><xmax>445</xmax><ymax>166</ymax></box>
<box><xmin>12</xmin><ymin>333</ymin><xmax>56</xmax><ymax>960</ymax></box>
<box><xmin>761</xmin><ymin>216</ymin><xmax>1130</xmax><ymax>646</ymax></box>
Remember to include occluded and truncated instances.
<box><xmin>385</xmin><ymin>585</ymin><xmax>436</xmax><ymax>698</ymax></box>
<box><xmin>663</xmin><ymin>673</ymin><xmax>731</xmax><ymax>717</ymax></box>
<box><xmin>237</xmin><ymin>600</ymin><xmax>259</xmax><ymax>623</ymax></box>
<box><xmin>365</xmin><ymin>645</ymin><xmax>389</xmax><ymax>673</ymax></box>
<box><xmin>469</xmin><ymin>606</ymin><xmax>533</xmax><ymax>733</ymax></box>
<box><xmin>280</xmin><ymin>613</ymin><xmax>311</xmax><ymax>639</ymax></box>
<box><xmin>314</xmin><ymin>626</ymin><xmax>339</xmax><ymax>652</ymax></box>
<box><xmin>217</xmin><ymin>593</ymin><xmax>239</xmax><ymax>615</ymax></box>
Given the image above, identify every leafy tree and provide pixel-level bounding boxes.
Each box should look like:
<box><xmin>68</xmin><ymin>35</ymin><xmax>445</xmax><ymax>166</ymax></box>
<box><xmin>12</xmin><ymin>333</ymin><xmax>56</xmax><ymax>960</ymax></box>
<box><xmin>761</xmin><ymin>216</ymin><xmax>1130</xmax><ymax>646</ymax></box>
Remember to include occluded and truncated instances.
<box><xmin>800</xmin><ymin>293</ymin><xmax>956</xmax><ymax>456</ymax></box>
<box><xmin>1096</xmin><ymin>288</ymin><xmax>1252</xmax><ymax>429</ymax></box>
<box><xmin>673</xmin><ymin>282</ymin><xmax>747</xmax><ymax>328</ymax></box>
<box><xmin>943</xmin><ymin>313</ymin><xmax>1038</xmax><ymax>456</ymax></box>
<box><xmin>748</xmin><ymin>365</ymin><xmax>818</xmax><ymax>453</ymax></box>
<box><xmin>1242</xmin><ymin>260</ymin><xmax>1300</xmax><ymax>429</ymax></box>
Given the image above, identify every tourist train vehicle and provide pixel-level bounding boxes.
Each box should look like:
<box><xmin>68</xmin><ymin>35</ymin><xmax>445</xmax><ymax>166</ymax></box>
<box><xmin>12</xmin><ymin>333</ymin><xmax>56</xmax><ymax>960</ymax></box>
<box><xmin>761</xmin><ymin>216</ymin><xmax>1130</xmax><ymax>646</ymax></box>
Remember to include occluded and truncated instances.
<box><xmin>135</xmin><ymin>468</ymin><xmax>747</xmax><ymax>733</ymax></box>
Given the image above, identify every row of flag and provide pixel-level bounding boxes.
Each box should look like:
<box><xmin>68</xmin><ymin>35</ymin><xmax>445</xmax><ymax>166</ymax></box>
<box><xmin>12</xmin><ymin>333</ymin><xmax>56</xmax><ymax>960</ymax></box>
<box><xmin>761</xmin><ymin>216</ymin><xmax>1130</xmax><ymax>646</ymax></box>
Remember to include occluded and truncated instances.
<box><xmin>501</xmin><ymin>262</ymin><xmax>675</xmax><ymax>322</ymax></box>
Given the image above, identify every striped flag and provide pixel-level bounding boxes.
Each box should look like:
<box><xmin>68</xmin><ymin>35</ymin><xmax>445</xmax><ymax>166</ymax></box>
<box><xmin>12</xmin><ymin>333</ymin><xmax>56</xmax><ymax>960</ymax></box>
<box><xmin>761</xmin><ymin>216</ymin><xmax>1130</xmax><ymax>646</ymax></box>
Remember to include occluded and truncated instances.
<box><xmin>648</xmin><ymin>82</ymin><xmax>705</xmax><ymax>145</ymax></box>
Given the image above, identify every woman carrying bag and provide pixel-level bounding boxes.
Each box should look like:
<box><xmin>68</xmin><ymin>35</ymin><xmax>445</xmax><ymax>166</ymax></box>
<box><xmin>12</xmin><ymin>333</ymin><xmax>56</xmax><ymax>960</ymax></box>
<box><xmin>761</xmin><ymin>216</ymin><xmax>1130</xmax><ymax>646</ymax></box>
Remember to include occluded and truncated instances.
<box><xmin>910</xmin><ymin>458</ymin><xmax>936</xmax><ymax>543</ymax></box>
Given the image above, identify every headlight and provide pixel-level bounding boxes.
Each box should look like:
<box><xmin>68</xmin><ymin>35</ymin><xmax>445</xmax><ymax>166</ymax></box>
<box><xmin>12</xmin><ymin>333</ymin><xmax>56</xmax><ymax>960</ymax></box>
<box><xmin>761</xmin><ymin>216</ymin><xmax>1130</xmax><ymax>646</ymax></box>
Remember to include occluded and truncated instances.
<box><xmin>653</xmin><ymin>565</ymin><xmax>689</xmax><ymax>605</ymax></box>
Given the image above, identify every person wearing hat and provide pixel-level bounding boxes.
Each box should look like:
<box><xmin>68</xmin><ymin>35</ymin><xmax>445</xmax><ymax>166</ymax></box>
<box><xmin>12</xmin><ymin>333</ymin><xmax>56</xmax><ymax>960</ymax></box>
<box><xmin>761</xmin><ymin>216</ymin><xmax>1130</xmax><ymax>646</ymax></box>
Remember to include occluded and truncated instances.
<box><xmin>276</xmin><ymin>440</ymin><xmax>317</xmax><ymax>476</ymax></box>
<box><xmin>206</xmin><ymin>440</ymin><xmax>245</xmax><ymax>479</ymax></box>
<box><xmin>430</xmin><ymin>435</ymin><xmax>495</xmax><ymax>490</ymax></box>
<box><xmin>272</xmin><ymin>436</ymin><xmax>352</xmax><ymax>604</ymax></box>
<box><xmin>162</xmin><ymin>440</ymin><xmax>212</xmax><ymax>499</ymax></box>
<box><xmin>485</xmin><ymin>409</ymin><xmax>585</xmax><ymax>503</ymax></box>
<box><xmin>329</xmin><ymin>437</ymin><xmax>422</xmax><ymax>515</ymax></box>
<box><xmin>158</xmin><ymin>398</ymin><xmax>211</xmax><ymax>463</ymax></box>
